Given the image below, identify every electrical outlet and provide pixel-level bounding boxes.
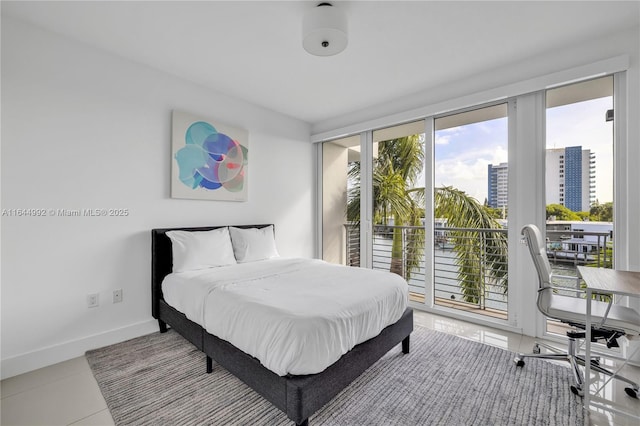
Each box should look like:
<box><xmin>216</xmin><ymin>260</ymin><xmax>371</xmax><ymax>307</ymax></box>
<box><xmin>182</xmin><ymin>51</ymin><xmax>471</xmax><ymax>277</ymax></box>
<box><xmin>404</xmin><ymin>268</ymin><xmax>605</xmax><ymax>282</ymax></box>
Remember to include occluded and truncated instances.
<box><xmin>113</xmin><ymin>289</ymin><xmax>123</xmax><ymax>303</ymax></box>
<box><xmin>87</xmin><ymin>293</ymin><xmax>99</xmax><ymax>308</ymax></box>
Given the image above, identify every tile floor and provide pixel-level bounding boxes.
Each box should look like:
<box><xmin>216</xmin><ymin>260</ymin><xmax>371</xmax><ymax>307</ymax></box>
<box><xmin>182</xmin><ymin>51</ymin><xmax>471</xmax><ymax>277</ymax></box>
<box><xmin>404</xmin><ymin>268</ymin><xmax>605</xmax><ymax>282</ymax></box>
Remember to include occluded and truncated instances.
<box><xmin>1</xmin><ymin>310</ymin><xmax>639</xmax><ymax>425</ymax></box>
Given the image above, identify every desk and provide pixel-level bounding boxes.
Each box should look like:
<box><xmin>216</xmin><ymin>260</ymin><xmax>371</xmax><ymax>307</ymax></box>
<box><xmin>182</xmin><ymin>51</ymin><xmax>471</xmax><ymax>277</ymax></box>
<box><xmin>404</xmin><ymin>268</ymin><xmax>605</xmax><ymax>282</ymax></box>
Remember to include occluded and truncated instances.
<box><xmin>577</xmin><ymin>266</ymin><xmax>640</xmax><ymax>420</ymax></box>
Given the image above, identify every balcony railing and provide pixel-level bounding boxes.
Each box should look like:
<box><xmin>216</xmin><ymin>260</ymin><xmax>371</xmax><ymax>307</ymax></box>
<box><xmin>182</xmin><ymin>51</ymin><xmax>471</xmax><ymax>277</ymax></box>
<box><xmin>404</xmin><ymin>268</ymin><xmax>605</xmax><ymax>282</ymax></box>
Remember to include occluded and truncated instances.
<box><xmin>432</xmin><ymin>226</ymin><xmax>508</xmax><ymax>314</ymax></box>
<box><xmin>344</xmin><ymin>223</ymin><xmax>613</xmax><ymax>318</ymax></box>
<box><xmin>345</xmin><ymin>224</ymin><xmax>508</xmax><ymax>315</ymax></box>
<box><xmin>545</xmin><ymin>229</ymin><xmax>611</xmax><ymax>268</ymax></box>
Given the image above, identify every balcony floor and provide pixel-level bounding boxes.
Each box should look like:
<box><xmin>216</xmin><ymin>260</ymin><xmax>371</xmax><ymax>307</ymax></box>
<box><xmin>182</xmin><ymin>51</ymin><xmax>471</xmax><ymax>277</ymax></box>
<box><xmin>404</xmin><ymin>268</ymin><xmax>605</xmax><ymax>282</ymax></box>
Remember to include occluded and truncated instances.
<box><xmin>411</xmin><ymin>292</ymin><xmax>508</xmax><ymax>320</ymax></box>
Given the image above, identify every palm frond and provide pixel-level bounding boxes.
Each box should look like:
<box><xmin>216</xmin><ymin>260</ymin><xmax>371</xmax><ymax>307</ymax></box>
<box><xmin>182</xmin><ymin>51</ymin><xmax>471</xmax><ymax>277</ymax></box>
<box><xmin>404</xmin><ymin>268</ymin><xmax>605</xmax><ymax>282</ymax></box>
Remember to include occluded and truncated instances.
<box><xmin>436</xmin><ymin>186</ymin><xmax>508</xmax><ymax>303</ymax></box>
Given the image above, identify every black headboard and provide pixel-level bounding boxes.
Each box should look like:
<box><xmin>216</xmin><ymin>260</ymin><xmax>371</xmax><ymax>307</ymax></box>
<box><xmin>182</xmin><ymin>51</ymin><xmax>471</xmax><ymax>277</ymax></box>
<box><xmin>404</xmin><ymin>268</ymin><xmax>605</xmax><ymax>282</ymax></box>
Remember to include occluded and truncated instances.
<box><xmin>151</xmin><ymin>224</ymin><xmax>273</xmax><ymax>319</ymax></box>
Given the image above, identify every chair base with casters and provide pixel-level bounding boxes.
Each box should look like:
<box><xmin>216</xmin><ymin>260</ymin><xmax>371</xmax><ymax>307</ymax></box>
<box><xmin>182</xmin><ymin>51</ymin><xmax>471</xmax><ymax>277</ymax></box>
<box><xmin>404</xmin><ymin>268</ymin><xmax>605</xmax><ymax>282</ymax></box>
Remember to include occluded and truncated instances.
<box><xmin>514</xmin><ymin>328</ymin><xmax>640</xmax><ymax>398</ymax></box>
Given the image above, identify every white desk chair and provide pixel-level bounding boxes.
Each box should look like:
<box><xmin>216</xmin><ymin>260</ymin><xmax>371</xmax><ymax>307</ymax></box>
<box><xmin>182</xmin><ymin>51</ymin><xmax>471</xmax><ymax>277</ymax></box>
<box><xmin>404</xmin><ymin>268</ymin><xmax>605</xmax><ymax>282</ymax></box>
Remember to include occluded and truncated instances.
<box><xmin>515</xmin><ymin>224</ymin><xmax>639</xmax><ymax>398</ymax></box>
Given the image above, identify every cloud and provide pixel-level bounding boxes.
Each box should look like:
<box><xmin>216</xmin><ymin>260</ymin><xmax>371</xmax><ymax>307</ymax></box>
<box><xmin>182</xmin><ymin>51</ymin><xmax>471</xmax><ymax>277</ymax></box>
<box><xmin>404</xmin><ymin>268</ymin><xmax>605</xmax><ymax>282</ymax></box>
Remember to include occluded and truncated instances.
<box><xmin>435</xmin><ymin>126</ymin><xmax>462</xmax><ymax>145</ymax></box>
<box><xmin>435</xmin><ymin>157</ymin><xmax>490</xmax><ymax>201</ymax></box>
<box><xmin>435</xmin><ymin>134</ymin><xmax>451</xmax><ymax>145</ymax></box>
<box><xmin>546</xmin><ymin>97</ymin><xmax>613</xmax><ymax>202</ymax></box>
<box><xmin>434</xmin><ymin>144</ymin><xmax>508</xmax><ymax>202</ymax></box>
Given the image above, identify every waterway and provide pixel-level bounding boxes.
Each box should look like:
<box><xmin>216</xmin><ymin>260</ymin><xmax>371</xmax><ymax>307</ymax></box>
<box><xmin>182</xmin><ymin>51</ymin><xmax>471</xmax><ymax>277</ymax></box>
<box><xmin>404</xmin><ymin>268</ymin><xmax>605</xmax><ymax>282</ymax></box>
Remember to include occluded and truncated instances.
<box><xmin>374</xmin><ymin>243</ymin><xmax>581</xmax><ymax>312</ymax></box>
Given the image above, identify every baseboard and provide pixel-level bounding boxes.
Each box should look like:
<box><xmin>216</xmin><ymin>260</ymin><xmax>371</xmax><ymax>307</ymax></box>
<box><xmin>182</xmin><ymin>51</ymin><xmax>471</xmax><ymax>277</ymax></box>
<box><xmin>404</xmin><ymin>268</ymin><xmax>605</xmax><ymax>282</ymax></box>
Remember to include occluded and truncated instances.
<box><xmin>1</xmin><ymin>319</ymin><xmax>159</xmax><ymax>379</ymax></box>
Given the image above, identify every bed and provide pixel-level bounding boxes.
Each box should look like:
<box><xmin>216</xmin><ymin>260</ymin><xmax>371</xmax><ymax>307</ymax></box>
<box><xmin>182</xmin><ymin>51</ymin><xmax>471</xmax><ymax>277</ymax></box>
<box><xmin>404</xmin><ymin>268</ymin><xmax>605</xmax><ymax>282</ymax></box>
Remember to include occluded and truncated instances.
<box><xmin>151</xmin><ymin>224</ymin><xmax>413</xmax><ymax>426</ymax></box>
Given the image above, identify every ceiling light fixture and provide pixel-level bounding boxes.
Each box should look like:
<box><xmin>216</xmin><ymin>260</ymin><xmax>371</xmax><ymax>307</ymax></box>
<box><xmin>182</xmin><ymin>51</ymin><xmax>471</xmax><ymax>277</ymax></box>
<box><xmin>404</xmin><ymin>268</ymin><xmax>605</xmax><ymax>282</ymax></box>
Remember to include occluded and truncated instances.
<box><xmin>302</xmin><ymin>2</ymin><xmax>348</xmax><ymax>56</ymax></box>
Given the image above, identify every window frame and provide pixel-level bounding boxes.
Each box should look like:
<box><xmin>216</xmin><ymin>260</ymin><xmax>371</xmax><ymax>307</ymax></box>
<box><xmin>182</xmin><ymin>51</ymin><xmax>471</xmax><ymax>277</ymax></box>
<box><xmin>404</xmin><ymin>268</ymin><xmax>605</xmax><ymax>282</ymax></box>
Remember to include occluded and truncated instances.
<box><xmin>315</xmin><ymin>68</ymin><xmax>630</xmax><ymax>336</ymax></box>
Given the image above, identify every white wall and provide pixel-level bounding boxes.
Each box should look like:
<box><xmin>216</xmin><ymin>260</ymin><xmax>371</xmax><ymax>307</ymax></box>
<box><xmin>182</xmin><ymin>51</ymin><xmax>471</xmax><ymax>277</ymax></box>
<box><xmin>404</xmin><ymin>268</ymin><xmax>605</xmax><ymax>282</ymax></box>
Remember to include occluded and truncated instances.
<box><xmin>1</xmin><ymin>17</ymin><xmax>313</xmax><ymax>378</ymax></box>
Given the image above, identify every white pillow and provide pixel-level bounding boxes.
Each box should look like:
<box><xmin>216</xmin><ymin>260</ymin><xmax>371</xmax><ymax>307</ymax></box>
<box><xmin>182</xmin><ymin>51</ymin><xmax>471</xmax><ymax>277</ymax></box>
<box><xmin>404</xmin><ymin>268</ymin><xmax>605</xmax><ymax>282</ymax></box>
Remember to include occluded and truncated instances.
<box><xmin>229</xmin><ymin>226</ymin><xmax>279</xmax><ymax>263</ymax></box>
<box><xmin>166</xmin><ymin>227</ymin><xmax>236</xmax><ymax>272</ymax></box>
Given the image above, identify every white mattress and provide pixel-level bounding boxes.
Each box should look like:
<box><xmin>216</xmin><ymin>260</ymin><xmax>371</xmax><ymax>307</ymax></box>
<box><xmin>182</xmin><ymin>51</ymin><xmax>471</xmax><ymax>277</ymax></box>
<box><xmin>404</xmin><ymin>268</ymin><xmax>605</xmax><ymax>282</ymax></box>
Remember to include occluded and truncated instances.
<box><xmin>162</xmin><ymin>258</ymin><xmax>408</xmax><ymax>376</ymax></box>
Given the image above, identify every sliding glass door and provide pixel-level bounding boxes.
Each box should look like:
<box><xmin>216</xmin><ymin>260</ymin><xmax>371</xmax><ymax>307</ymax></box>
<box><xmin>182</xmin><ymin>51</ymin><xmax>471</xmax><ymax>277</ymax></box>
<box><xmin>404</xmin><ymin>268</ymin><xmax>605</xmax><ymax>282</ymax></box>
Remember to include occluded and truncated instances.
<box><xmin>317</xmin><ymin>71</ymin><xmax>626</xmax><ymax>334</ymax></box>
<box><xmin>370</xmin><ymin>121</ymin><xmax>426</xmax><ymax>302</ymax></box>
<box><xmin>432</xmin><ymin>104</ymin><xmax>509</xmax><ymax>319</ymax></box>
<box><xmin>544</xmin><ymin>76</ymin><xmax>614</xmax><ymax>335</ymax></box>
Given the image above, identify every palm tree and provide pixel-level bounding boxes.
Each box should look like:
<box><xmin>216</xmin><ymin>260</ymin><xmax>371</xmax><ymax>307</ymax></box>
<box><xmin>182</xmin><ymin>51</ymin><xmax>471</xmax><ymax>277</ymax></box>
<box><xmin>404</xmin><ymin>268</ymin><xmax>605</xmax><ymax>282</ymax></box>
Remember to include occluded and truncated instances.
<box><xmin>347</xmin><ymin>136</ymin><xmax>508</xmax><ymax>304</ymax></box>
<box><xmin>347</xmin><ymin>135</ymin><xmax>424</xmax><ymax>278</ymax></box>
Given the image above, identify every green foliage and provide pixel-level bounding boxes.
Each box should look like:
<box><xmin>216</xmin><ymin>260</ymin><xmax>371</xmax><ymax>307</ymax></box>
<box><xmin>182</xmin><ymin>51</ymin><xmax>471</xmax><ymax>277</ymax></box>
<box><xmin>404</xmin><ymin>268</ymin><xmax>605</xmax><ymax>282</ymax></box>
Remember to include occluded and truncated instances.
<box><xmin>546</xmin><ymin>204</ymin><xmax>581</xmax><ymax>221</ymax></box>
<box><xmin>590</xmin><ymin>201</ymin><xmax>613</xmax><ymax>222</ymax></box>
<box><xmin>347</xmin><ymin>135</ymin><xmax>508</xmax><ymax>304</ymax></box>
<box><xmin>576</xmin><ymin>211</ymin><xmax>590</xmax><ymax>221</ymax></box>
<box><xmin>545</xmin><ymin>201</ymin><xmax>613</xmax><ymax>223</ymax></box>
<box><xmin>483</xmin><ymin>205</ymin><xmax>504</xmax><ymax>219</ymax></box>
<box><xmin>347</xmin><ymin>135</ymin><xmax>425</xmax><ymax>279</ymax></box>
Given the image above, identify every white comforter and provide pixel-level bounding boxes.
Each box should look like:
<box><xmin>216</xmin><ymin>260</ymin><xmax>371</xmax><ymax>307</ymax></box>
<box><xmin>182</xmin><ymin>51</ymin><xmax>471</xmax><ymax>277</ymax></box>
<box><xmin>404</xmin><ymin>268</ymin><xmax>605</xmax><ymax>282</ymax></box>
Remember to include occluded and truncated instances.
<box><xmin>162</xmin><ymin>258</ymin><xmax>408</xmax><ymax>376</ymax></box>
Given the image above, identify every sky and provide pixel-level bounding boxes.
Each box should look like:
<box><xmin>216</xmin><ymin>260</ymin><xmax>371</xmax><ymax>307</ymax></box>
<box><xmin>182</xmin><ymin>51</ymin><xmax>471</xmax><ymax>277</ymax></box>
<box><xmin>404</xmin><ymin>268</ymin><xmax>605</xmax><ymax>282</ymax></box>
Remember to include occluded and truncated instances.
<box><xmin>434</xmin><ymin>116</ymin><xmax>508</xmax><ymax>204</ymax></box>
<box><xmin>432</xmin><ymin>96</ymin><xmax>613</xmax><ymax>206</ymax></box>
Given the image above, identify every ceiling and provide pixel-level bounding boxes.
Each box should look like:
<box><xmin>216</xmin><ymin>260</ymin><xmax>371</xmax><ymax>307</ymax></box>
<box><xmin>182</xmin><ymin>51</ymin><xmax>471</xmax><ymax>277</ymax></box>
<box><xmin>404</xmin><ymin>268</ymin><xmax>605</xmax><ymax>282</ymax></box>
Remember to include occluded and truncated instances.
<box><xmin>3</xmin><ymin>1</ymin><xmax>639</xmax><ymax>126</ymax></box>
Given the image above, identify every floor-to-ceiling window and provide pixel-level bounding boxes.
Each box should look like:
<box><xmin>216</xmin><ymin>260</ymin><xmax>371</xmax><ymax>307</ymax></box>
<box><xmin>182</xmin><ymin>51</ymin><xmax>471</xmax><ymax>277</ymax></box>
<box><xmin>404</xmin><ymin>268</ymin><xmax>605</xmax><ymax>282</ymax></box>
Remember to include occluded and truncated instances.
<box><xmin>432</xmin><ymin>104</ymin><xmax>509</xmax><ymax>319</ymax></box>
<box><xmin>317</xmin><ymin>70</ymin><xmax>626</xmax><ymax>334</ymax></box>
<box><xmin>370</xmin><ymin>121</ymin><xmax>426</xmax><ymax>302</ymax></box>
<box><xmin>544</xmin><ymin>76</ymin><xmax>614</xmax><ymax>335</ymax></box>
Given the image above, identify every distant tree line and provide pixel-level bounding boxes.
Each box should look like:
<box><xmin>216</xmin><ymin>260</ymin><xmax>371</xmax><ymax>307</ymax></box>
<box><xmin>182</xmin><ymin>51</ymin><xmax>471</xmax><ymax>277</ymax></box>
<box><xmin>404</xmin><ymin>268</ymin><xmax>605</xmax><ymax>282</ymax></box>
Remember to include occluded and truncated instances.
<box><xmin>546</xmin><ymin>201</ymin><xmax>612</xmax><ymax>222</ymax></box>
<box><xmin>480</xmin><ymin>200</ymin><xmax>613</xmax><ymax>222</ymax></box>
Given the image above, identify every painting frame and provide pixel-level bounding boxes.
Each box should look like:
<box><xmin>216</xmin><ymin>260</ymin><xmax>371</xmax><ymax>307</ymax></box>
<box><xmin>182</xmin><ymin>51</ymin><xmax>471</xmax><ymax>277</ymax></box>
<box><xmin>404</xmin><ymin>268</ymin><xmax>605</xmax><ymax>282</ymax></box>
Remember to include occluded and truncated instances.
<box><xmin>171</xmin><ymin>110</ymin><xmax>249</xmax><ymax>201</ymax></box>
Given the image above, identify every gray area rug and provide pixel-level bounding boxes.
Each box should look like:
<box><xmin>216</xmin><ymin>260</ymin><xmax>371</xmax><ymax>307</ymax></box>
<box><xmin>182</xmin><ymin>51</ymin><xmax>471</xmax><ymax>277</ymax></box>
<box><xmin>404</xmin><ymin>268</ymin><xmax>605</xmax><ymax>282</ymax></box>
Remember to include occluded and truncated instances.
<box><xmin>86</xmin><ymin>327</ymin><xmax>583</xmax><ymax>425</ymax></box>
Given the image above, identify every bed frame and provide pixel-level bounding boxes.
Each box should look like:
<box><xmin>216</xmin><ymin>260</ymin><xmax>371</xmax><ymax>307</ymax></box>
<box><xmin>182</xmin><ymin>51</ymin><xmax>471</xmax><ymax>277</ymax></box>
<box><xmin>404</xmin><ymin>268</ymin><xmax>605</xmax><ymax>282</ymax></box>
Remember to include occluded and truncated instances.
<box><xmin>151</xmin><ymin>225</ymin><xmax>413</xmax><ymax>426</ymax></box>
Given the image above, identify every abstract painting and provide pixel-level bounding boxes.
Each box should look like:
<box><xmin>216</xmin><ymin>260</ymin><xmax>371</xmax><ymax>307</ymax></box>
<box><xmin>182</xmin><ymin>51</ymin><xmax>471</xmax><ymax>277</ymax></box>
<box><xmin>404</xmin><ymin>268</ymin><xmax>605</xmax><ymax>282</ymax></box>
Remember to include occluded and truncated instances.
<box><xmin>171</xmin><ymin>110</ymin><xmax>248</xmax><ymax>201</ymax></box>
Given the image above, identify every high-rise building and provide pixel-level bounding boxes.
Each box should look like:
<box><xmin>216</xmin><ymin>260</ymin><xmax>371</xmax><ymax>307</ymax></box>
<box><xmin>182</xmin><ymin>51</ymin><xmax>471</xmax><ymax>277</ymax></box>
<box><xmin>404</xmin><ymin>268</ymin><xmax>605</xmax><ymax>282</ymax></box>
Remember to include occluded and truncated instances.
<box><xmin>487</xmin><ymin>162</ymin><xmax>508</xmax><ymax>208</ymax></box>
<box><xmin>546</xmin><ymin>146</ymin><xmax>595</xmax><ymax>212</ymax></box>
<box><xmin>487</xmin><ymin>146</ymin><xmax>595</xmax><ymax>212</ymax></box>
